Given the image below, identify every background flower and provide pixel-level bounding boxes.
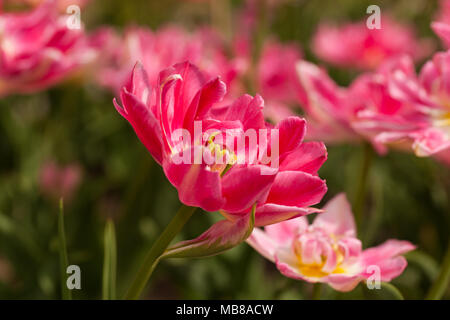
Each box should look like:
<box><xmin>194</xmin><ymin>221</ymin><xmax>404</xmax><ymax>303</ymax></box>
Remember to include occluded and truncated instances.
<box><xmin>0</xmin><ymin>0</ymin><xmax>103</xmax><ymax>96</ymax></box>
<box><xmin>313</xmin><ymin>15</ymin><xmax>432</xmax><ymax>70</ymax></box>
<box><xmin>248</xmin><ymin>194</ymin><xmax>415</xmax><ymax>292</ymax></box>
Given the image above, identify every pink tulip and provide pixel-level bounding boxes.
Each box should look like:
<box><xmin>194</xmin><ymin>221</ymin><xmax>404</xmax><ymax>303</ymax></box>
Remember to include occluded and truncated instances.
<box><xmin>297</xmin><ymin>53</ymin><xmax>450</xmax><ymax>160</ymax></box>
<box><xmin>257</xmin><ymin>40</ymin><xmax>307</xmax><ymax>121</ymax></box>
<box><xmin>432</xmin><ymin>1</ymin><xmax>450</xmax><ymax>48</ymax></box>
<box><xmin>313</xmin><ymin>16</ymin><xmax>431</xmax><ymax>70</ymax></box>
<box><xmin>232</xmin><ymin>34</ymin><xmax>305</xmax><ymax>123</ymax></box>
<box><xmin>98</xmin><ymin>26</ymin><xmax>244</xmax><ymax>96</ymax></box>
<box><xmin>115</xmin><ymin>61</ymin><xmax>327</xmax><ymax>220</ymax></box>
<box><xmin>0</xmin><ymin>0</ymin><xmax>101</xmax><ymax>96</ymax></box>
<box><xmin>435</xmin><ymin>0</ymin><xmax>450</xmax><ymax>24</ymax></box>
<box><xmin>296</xmin><ymin>60</ymin><xmax>363</xmax><ymax>144</ymax></box>
<box><xmin>248</xmin><ymin>193</ymin><xmax>415</xmax><ymax>292</ymax></box>
<box><xmin>353</xmin><ymin>53</ymin><xmax>450</xmax><ymax>157</ymax></box>
<box><xmin>39</xmin><ymin>161</ymin><xmax>82</xmax><ymax>202</ymax></box>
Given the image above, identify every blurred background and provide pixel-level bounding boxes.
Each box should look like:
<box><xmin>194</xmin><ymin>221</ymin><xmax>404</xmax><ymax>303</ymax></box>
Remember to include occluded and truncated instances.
<box><xmin>0</xmin><ymin>0</ymin><xmax>449</xmax><ymax>299</ymax></box>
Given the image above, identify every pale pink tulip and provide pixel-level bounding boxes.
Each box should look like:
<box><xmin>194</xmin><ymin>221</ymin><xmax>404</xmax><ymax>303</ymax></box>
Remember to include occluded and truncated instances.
<box><xmin>39</xmin><ymin>161</ymin><xmax>82</xmax><ymax>202</ymax></box>
<box><xmin>313</xmin><ymin>16</ymin><xmax>431</xmax><ymax>70</ymax></box>
<box><xmin>0</xmin><ymin>0</ymin><xmax>101</xmax><ymax>96</ymax></box>
<box><xmin>248</xmin><ymin>193</ymin><xmax>415</xmax><ymax>292</ymax></box>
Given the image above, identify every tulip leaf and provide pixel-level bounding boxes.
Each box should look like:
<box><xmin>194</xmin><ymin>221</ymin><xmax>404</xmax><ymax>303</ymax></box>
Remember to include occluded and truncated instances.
<box><xmin>162</xmin><ymin>205</ymin><xmax>256</xmax><ymax>259</ymax></box>
<box><xmin>58</xmin><ymin>199</ymin><xmax>72</xmax><ymax>300</ymax></box>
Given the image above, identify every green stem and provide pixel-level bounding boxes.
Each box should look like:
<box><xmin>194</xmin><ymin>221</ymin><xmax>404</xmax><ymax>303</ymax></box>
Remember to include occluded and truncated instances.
<box><xmin>426</xmin><ymin>240</ymin><xmax>450</xmax><ymax>300</ymax></box>
<box><xmin>380</xmin><ymin>282</ymin><xmax>404</xmax><ymax>300</ymax></box>
<box><xmin>102</xmin><ymin>219</ymin><xmax>117</xmax><ymax>300</ymax></box>
<box><xmin>58</xmin><ymin>199</ymin><xmax>72</xmax><ymax>300</ymax></box>
<box><xmin>353</xmin><ymin>143</ymin><xmax>374</xmax><ymax>231</ymax></box>
<box><xmin>311</xmin><ymin>283</ymin><xmax>322</xmax><ymax>300</ymax></box>
<box><xmin>124</xmin><ymin>205</ymin><xmax>197</xmax><ymax>300</ymax></box>
<box><xmin>210</xmin><ymin>0</ymin><xmax>232</xmax><ymax>42</ymax></box>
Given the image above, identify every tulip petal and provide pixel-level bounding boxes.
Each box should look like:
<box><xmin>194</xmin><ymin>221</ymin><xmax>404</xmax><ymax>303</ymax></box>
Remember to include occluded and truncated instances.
<box><xmin>114</xmin><ymin>91</ymin><xmax>163</xmax><ymax>164</ymax></box>
<box><xmin>361</xmin><ymin>239</ymin><xmax>415</xmax><ymax>281</ymax></box>
<box><xmin>127</xmin><ymin>62</ymin><xmax>152</xmax><ymax>106</ymax></box>
<box><xmin>264</xmin><ymin>216</ymin><xmax>309</xmax><ymax>246</ymax></box>
<box><xmin>163</xmin><ymin>146</ymin><xmax>225</xmax><ymax>212</ymax></box>
<box><xmin>277</xmin><ymin>117</ymin><xmax>307</xmax><ymax>156</ymax></box>
<box><xmin>279</xmin><ymin>142</ymin><xmax>328</xmax><ymax>174</ymax></box>
<box><xmin>221</xmin><ymin>165</ymin><xmax>276</xmax><ymax>213</ymax></box>
<box><xmin>254</xmin><ymin>204</ymin><xmax>318</xmax><ymax>227</ymax></box>
<box><xmin>246</xmin><ymin>228</ymin><xmax>277</xmax><ymax>262</ymax></box>
<box><xmin>219</xmin><ymin>94</ymin><xmax>266</xmax><ymax>131</ymax></box>
<box><xmin>183</xmin><ymin>77</ymin><xmax>227</xmax><ymax>130</ymax></box>
<box><xmin>163</xmin><ymin>207</ymin><xmax>255</xmax><ymax>258</ymax></box>
<box><xmin>432</xmin><ymin>22</ymin><xmax>450</xmax><ymax>47</ymax></box>
<box><xmin>266</xmin><ymin>171</ymin><xmax>327</xmax><ymax>208</ymax></box>
<box><xmin>323</xmin><ymin>274</ymin><xmax>362</xmax><ymax>292</ymax></box>
<box><xmin>312</xmin><ymin>193</ymin><xmax>356</xmax><ymax>237</ymax></box>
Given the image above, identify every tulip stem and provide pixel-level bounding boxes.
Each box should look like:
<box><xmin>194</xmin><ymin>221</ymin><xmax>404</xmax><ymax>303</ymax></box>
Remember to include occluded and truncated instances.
<box><xmin>124</xmin><ymin>205</ymin><xmax>197</xmax><ymax>300</ymax></box>
<box><xmin>311</xmin><ymin>283</ymin><xmax>322</xmax><ymax>300</ymax></box>
<box><xmin>426</xmin><ymin>240</ymin><xmax>450</xmax><ymax>300</ymax></box>
<box><xmin>210</xmin><ymin>0</ymin><xmax>232</xmax><ymax>42</ymax></box>
<box><xmin>353</xmin><ymin>143</ymin><xmax>374</xmax><ymax>231</ymax></box>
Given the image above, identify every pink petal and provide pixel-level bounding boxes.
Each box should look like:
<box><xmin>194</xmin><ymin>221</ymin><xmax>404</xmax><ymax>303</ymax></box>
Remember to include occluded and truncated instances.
<box><xmin>246</xmin><ymin>228</ymin><xmax>277</xmax><ymax>262</ymax></box>
<box><xmin>277</xmin><ymin>117</ymin><xmax>307</xmax><ymax>156</ymax></box>
<box><xmin>114</xmin><ymin>90</ymin><xmax>163</xmax><ymax>164</ymax></box>
<box><xmin>221</xmin><ymin>165</ymin><xmax>276</xmax><ymax>213</ymax></box>
<box><xmin>266</xmin><ymin>171</ymin><xmax>327</xmax><ymax>208</ymax></box>
<box><xmin>432</xmin><ymin>22</ymin><xmax>450</xmax><ymax>47</ymax></box>
<box><xmin>159</xmin><ymin>62</ymin><xmax>205</xmax><ymax>130</ymax></box>
<box><xmin>217</xmin><ymin>94</ymin><xmax>266</xmax><ymax>131</ymax></box>
<box><xmin>183</xmin><ymin>77</ymin><xmax>227</xmax><ymax>130</ymax></box>
<box><xmin>361</xmin><ymin>239</ymin><xmax>415</xmax><ymax>281</ymax></box>
<box><xmin>162</xmin><ymin>146</ymin><xmax>225</xmax><ymax>212</ymax></box>
<box><xmin>313</xmin><ymin>193</ymin><xmax>356</xmax><ymax>237</ymax></box>
<box><xmin>413</xmin><ymin>128</ymin><xmax>450</xmax><ymax>156</ymax></box>
<box><xmin>254</xmin><ymin>204</ymin><xmax>318</xmax><ymax>227</ymax></box>
<box><xmin>127</xmin><ymin>62</ymin><xmax>152</xmax><ymax>106</ymax></box>
<box><xmin>323</xmin><ymin>274</ymin><xmax>362</xmax><ymax>292</ymax></box>
<box><xmin>279</xmin><ymin>141</ymin><xmax>327</xmax><ymax>174</ymax></box>
<box><xmin>264</xmin><ymin>216</ymin><xmax>309</xmax><ymax>246</ymax></box>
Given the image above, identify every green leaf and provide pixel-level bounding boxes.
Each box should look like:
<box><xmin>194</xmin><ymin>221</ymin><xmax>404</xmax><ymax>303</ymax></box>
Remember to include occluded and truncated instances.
<box><xmin>406</xmin><ymin>250</ymin><xmax>439</xmax><ymax>281</ymax></box>
<box><xmin>426</xmin><ymin>241</ymin><xmax>450</xmax><ymax>300</ymax></box>
<box><xmin>58</xmin><ymin>199</ymin><xmax>72</xmax><ymax>300</ymax></box>
<box><xmin>363</xmin><ymin>282</ymin><xmax>404</xmax><ymax>300</ymax></box>
<box><xmin>102</xmin><ymin>219</ymin><xmax>117</xmax><ymax>300</ymax></box>
<box><xmin>162</xmin><ymin>205</ymin><xmax>256</xmax><ymax>259</ymax></box>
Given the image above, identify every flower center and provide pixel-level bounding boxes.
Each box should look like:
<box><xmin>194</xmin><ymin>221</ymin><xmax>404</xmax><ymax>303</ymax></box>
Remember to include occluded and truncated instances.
<box><xmin>205</xmin><ymin>132</ymin><xmax>237</xmax><ymax>175</ymax></box>
<box><xmin>292</xmin><ymin>228</ymin><xmax>346</xmax><ymax>278</ymax></box>
<box><xmin>433</xmin><ymin>111</ymin><xmax>450</xmax><ymax>131</ymax></box>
